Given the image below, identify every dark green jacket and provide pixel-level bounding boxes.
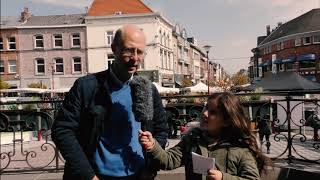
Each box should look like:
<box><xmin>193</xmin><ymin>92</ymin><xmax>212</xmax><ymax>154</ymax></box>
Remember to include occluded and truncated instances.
<box><xmin>148</xmin><ymin>128</ymin><xmax>260</xmax><ymax>180</ymax></box>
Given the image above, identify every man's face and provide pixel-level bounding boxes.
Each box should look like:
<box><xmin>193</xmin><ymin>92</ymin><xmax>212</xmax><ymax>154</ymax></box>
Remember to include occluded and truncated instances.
<box><xmin>113</xmin><ymin>30</ymin><xmax>146</xmax><ymax>76</ymax></box>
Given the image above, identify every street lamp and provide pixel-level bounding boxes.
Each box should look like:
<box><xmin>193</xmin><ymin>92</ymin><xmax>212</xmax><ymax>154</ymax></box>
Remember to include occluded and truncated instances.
<box><xmin>203</xmin><ymin>45</ymin><xmax>212</xmax><ymax>94</ymax></box>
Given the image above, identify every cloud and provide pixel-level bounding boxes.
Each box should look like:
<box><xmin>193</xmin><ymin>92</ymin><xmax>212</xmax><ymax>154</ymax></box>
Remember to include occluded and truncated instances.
<box><xmin>30</xmin><ymin>0</ymin><xmax>90</xmax><ymax>9</ymax></box>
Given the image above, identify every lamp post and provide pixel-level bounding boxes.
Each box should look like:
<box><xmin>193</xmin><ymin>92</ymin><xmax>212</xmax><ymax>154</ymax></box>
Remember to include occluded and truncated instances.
<box><xmin>203</xmin><ymin>45</ymin><xmax>212</xmax><ymax>94</ymax></box>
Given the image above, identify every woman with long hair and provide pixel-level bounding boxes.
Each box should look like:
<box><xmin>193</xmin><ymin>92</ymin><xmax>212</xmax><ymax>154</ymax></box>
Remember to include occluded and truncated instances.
<box><xmin>140</xmin><ymin>92</ymin><xmax>271</xmax><ymax>180</ymax></box>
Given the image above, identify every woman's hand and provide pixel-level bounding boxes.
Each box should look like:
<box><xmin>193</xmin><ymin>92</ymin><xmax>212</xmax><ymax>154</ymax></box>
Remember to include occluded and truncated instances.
<box><xmin>139</xmin><ymin>130</ymin><xmax>155</xmax><ymax>150</ymax></box>
<box><xmin>207</xmin><ymin>169</ymin><xmax>222</xmax><ymax>180</ymax></box>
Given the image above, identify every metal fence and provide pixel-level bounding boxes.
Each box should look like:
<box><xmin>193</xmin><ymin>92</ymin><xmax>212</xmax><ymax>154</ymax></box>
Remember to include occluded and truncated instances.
<box><xmin>1</xmin><ymin>91</ymin><xmax>320</xmax><ymax>173</ymax></box>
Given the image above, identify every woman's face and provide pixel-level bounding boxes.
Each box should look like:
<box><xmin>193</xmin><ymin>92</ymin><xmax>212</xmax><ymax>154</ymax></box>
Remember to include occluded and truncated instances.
<box><xmin>200</xmin><ymin>100</ymin><xmax>227</xmax><ymax>136</ymax></box>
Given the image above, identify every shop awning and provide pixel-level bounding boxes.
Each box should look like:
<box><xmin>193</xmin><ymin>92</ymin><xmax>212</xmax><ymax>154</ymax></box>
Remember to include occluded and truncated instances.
<box><xmin>282</xmin><ymin>56</ymin><xmax>296</xmax><ymax>63</ymax></box>
<box><xmin>298</xmin><ymin>54</ymin><xmax>316</xmax><ymax>61</ymax></box>
<box><xmin>273</xmin><ymin>59</ymin><xmax>282</xmax><ymax>64</ymax></box>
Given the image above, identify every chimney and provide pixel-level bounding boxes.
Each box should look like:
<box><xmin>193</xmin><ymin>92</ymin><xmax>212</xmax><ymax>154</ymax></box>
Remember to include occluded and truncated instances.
<box><xmin>20</xmin><ymin>7</ymin><xmax>30</xmax><ymax>23</ymax></box>
<box><xmin>266</xmin><ymin>25</ymin><xmax>271</xmax><ymax>36</ymax></box>
<box><xmin>277</xmin><ymin>22</ymin><xmax>282</xmax><ymax>27</ymax></box>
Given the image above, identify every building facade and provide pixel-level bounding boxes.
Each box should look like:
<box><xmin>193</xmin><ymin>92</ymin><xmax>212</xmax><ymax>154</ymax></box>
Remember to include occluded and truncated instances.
<box><xmin>249</xmin><ymin>9</ymin><xmax>320</xmax><ymax>82</ymax></box>
<box><xmin>18</xmin><ymin>11</ymin><xmax>87</xmax><ymax>89</ymax></box>
<box><xmin>0</xmin><ymin>17</ymin><xmax>21</xmax><ymax>88</ymax></box>
<box><xmin>85</xmin><ymin>0</ymin><xmax>175</xmax><ymax>87</ymax></box>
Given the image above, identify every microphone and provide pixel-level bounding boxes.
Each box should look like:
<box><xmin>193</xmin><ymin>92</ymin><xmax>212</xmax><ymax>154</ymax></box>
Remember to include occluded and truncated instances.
<box><xmin>130</xmin><ymin>76</ymin><xmax>154</xmax><ymax>131</ymax></box>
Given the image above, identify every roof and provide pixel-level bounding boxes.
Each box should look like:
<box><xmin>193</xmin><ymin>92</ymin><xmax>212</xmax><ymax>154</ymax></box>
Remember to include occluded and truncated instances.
<box><xmin>259</xmin><ymin>8</ymin><xmax>320</xmax><ymax>46</ymax></box>
<box><xmin>23</xmin><ymin>14</ymin><xmax>85</xmax><ymax>26</ymax></box>
<box><xmin>0</xmin><ymin>16</ymin><xmax>21</xmax><ymax>28</ymax></box>
<box><xmin>88</xmin><ymin>0</ymin><xmax>153</xmax><ymax>16</ymax></box>
<box><xmin>248</xmin><ymin>72</ymin><xmax>320</xmax><ymax>91</ymax></box>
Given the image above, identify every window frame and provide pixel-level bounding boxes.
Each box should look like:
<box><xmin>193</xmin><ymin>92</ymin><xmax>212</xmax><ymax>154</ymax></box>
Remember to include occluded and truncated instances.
<box><xmin>303</xmin><ymin>36</ymin><xmax>312</xmax><ymax>45</ymax></box>
<box><xmin>34</xmin><ymin>34</ymin><xmax>44</xmax><ymax>49</ymax></box>
<box><xmin>72</xmin><ymin>57</ymin><xmax>82</xmax><ymax>74</ymax></box>
<box><xmin>0</xmin><ymin>37</ymin><xmax>3</xmax><ymax>50</ymax></box>
<box><xmin>35</xmin><ymin>58</ymin><xmax>45</xmax><ymax>75</ymax></box>
<box><xmin>8</xmin><ymin>60</ymin><xmax>17</xmax><ymax>73</ymax></box>
<box><xmin>0</xmin><ymin>60</ymin><xmax>4</xmax><ymax>74</ymax></box>
<box><xmin>54</xmin><ymin>58</ymin><xmax>64</xmax><ymax>74</ymax></box>
<box><xmin>105</xmin><ymin>31</ymin><xmax>114</xmax><ymax>46</ymax></box>
<box><xmin>71</xmin><ymin>33</ymin><xmax>81</xmax><ymax>48</ymax></box>
<box><xmin>313</xmin><ymin>35</ymin><xmax>320</xmax><ymax>44</ymax></box>
<box><xmin>53</xmin><ymin>34</ymin><xmax>63</xmax><ymax>48</ymax></box>
<box><xmin>8</xmin><ymin>37</ymin><xmax>16</xmax><ymax>50</ymax></box>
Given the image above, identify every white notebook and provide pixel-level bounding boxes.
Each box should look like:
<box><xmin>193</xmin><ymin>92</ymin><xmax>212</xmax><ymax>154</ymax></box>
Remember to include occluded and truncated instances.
<box><xmin>191</xmin><ymin>152</ymin><xmax>215</xmax><ymax>175</ymax></box>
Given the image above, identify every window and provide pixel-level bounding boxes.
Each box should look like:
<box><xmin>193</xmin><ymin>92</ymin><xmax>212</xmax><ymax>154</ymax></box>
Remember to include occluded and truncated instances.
<box><xmin>107</xmin><ymin>54</ymin><xmax>115</xmax><ymax>67</ymax></box>
<box><xmin>54</xmin><ymin>58</ymin><xmax>64</xmax><ymax>74</ymax></box>
<box><xmin>195</xmin><ymin>66</ymin><xmax>200</xmax><ymax>74</ymax></box>
<box><xmin>72</xmin><ymin>57</ymin><xmax>82</xmax><ymax>73</ymax></box>
<box><xmin>286</xmin><ymin>63</ymin><xmax>294</xmax><ymax>70</ymax></box>
<box><xmin>295</xmin><ymin>38</ymin><xmax>301</xmax><ymax>46</ymax></box>
<box><xmin>313</xmin><ymin>35</ymin><xmax>320</xmax><ymax>44</ymax></box>
<box><xmin>71</xmin><ymin>33</ymin><xmax>81</xmax><ymax>47</ymax></box>
<box><xmin>35</xmin><ymin>58</ymin><xmax>45</xmax><ymax>74</ymax></box>
<box><xmin>34</xmin><ymin>35</ymin><xmax>44</xmax><ymax>48</ymax></box>
<box><xmin>167</xmin><ymin>35</ymin><xmax>170</xmax><ymax>47</ymax></box>
<box><xmin>106</xmin><ymin>31</ymin><xmax>114</xmax><ymax>45</ymax></box>
<box><xmin>0</xmin><ymin>38</ymin><xmax>3</xmax><ymax>50</ymax></box>
<box><xmin>8</xmin><ymin>60</ymin><xmax>16</xmax><ymax>73</ymax></box>
<box><xmin>164</xmin><ymin>51</ymin><xmax>167</xmax><ymax>69</ymax></box>
<box><xmin>53</xmin><ymin>34</ymin><xmax>63</xmax><ymax>48</ymax></box>
<box><xmin>160</xmin><ymin>49</ymin><xmax>164</xmax><ymax>68</ymax></box>
<box><xmin>8</xmin><ymin>37</ymin><xmax>16</xmax><ymax>50</ymax></box>
<box><xmin>276</xmin><ymin>43</ymin><xmax>281</xmax><ymax>51</ymax></box>
<box><xmin>280</xmin><ymin>42</ymin><xmax>284</xmax><ymax>50</ymax></box>
<box><xmin>303</xmin><ymin>37</ymin><xmax>311</xmax><ymax>45</ymax></box>
<box><xmin>0</xmin><ymin>60</ymin><xmax>4</xmax><ymax>73</ymax></box>
<box><xmin>300</xmin><ymin>61</ymin><xmax>315</xmax><ymax>69</ymax></box>
<box><xmin>168</xmin><ymin>53</ymin><xmax>171</xmax><ymax>70</ymax></box>
<box><xmin>193</xmin><ymin>52</ymin><xmax>200</xmax><ymax>60</ymax></box>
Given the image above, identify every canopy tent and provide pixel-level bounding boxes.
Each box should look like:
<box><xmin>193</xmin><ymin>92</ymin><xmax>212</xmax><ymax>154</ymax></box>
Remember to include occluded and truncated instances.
<box><xmin>248</xmin><ymin>72</ymin><xmax>320</xmax><ymax>92</ymax></box>
<box><xmin>188</xmin><ymin>82</ymin><xmax>221</xmax><ymax>93</ymax></box>
<box><xmin>152</xmin><ymin>82</ymin><xmax>179</xmax><ymax>94</ymax></box>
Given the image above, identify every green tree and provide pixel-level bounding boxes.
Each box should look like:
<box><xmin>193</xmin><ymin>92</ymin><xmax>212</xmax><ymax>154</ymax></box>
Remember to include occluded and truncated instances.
<box><xmin>181</xmin><ymin>78</ymin><xmax>193</xmax><ymax>87</ymax></box>
<box><xmin>27</xmin><ymin>82</ymin><xmax>47</xmax><ymax>89</ymax></box>
<box><xmin>0</xmin><ymin>79</ymin><xmax>11</xmax><ymax>89</ymax></box>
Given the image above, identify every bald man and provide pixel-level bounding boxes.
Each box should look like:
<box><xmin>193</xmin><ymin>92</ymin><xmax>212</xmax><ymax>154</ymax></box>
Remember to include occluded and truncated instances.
<box><xmin>52</xmin><ymin>25</ymin><xmax>168</xmax><ymax>180</ymax></box>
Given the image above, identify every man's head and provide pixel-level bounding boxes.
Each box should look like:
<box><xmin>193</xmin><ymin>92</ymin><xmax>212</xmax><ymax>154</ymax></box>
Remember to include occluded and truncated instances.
<box><xmin>111</xmin><ymin>24</ymin><xmax>146</xmax><ymax>81</ymax></box>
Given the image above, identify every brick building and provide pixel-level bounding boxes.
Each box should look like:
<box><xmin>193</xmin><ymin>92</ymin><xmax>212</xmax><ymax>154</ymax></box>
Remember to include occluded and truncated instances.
<box><xmin>249</xmin><ymin>9</ymin><xmax>320</xmax><ymax>82</ymax></box>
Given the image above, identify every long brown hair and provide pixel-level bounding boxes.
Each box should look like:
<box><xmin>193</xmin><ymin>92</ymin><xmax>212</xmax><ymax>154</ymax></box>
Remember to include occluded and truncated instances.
<box><xmin>207</xmin><ymin>92</ymin><xmax>271</xmax><ymax>174</ymax></box>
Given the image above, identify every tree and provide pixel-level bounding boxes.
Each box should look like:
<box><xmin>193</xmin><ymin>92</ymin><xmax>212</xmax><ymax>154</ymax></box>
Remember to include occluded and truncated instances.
<box><xmin>27</xmin><ymin>82</ymin><xmax>47</xmax><ymax>89</ymax></box>
<box><xmin>0</xmin><ymin>79</ymin><xmax>11</xmax><ymax>89</ymax></box>
<box><xmin>181</xmin><ymin>78</ymin><xmax>193</xmax><ymax>88</ymax></box>
<box><xmin>231</xmin><ymin>69</ymin><xmax>249</xmax><ymax>87</ymax></box>
<box><xmin>216</xmin><ymin>76</ymin><xmax>232</xmax><ymax>91</ymax></box>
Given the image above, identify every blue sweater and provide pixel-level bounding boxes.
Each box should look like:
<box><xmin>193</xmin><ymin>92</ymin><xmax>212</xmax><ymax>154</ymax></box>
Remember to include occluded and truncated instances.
<box><xmin>93</xmin><ymin>81</ymin><xmax>145</xmax><ymax>177</ymax></box>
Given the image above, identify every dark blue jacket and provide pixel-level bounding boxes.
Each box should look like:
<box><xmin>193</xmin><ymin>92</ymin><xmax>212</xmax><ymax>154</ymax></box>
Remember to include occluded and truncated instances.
<box><xmin>51</xmin><ymin>70</ymin><xmax>168</xmax><ymax>180</ymax></box>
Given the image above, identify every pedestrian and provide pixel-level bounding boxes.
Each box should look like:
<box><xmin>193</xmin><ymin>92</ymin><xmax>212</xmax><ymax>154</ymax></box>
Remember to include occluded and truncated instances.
<box><xmin>139</xmin><ymin>92</ymin><xmax>271</xmax><ymax>180</ymax></box>
<box><xmin>52</xmin><ymin>24</ymin><xmax>168</xmax><ymax>180</ymax></box>
<box><xmin>257</xmin><ymin>114</ymin><xmax>272</xmax><ymax>154</ymax></box>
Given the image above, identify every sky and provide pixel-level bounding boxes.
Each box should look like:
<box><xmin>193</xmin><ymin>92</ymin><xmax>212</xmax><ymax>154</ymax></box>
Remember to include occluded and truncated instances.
<box><xmin>1</xmin><ymin>0</ymin><xmax>319</xmax><ymax>74</ymax></box>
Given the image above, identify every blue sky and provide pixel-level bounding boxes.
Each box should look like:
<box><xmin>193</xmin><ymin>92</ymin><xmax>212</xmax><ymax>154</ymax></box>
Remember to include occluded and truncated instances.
<box><xmin>1</xmin><ymin>0</ymin><xmax>319</xmax><ymax>74</ymax></box>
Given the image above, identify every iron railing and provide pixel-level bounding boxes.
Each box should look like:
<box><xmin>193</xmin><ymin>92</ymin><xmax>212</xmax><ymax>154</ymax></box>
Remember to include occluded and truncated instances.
<box><xmin>0</xmin><ymin>91</ymin><xmax>320</xmax><ymax>174</ymax></box>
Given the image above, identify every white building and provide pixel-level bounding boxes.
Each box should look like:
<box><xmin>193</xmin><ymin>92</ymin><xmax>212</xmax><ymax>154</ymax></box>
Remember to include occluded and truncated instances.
<box><xmin>85</xmin><ymin>0</ymin><xmax>175</xmax><ymax>86</ymax></box>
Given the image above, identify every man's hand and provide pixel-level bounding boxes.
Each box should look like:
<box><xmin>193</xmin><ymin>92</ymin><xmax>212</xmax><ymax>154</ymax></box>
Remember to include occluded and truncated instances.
<box><xmin>139</xmin><ymin>130</ymin><xmax>155</xmax><ymax>150</ymax></box>
<box><xmin>207</xmin><ymin>169</ymin><xmax>222</xmax><ymax>180</ymax></box>
<box><xmin>92</xmin><ymin>175</ymin><xmax>99</xmax><ymax>180</ymax></box>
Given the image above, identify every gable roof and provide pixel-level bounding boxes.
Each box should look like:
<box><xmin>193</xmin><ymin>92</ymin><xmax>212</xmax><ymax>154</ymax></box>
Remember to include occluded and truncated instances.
<box><xmin>23</xmin><ymin>14</ymin><xmax>85</xmax><ymax>26</ymax></box>
<box><xmin>259</xmin><ymin>8</ymin><xmax>320</xmax><ymax>46</ymax></box>
<box><xmin>88</xmin><ymin>0</ymin><xmax>153</xmax><ymax>16</ymax></box>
